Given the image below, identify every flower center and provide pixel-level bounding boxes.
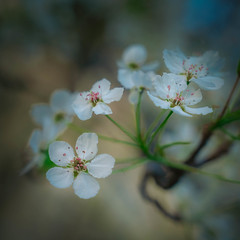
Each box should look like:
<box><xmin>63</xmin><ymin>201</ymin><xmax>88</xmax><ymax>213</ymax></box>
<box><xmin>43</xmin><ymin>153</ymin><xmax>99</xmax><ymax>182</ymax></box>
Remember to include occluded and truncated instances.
<box><xmin>70</xmin><ymin>157</ymin><xmax>88</xmax><ymax>173</ymax></box>
<box><xmin>182</xmin><ymin>60</ymin><xmax>208</xmax><ymax>82</ymax></box>
<box><xmin>86</xmin><ymin>91</ymin><xmax>101</xmax><ymax>106</ymax></box>
<box><xmin>128</xmin><ymin>62</ymin><xmax>140</xmax><ymax>70</ymax></box>
<box><xmin>54</xmin><ymin>112</ymin><xmax>65</xmax><ymax>122</ymax></box>
<box><xmin>167</xmin><ymin>93</ymin><xmax>184</xmax><ymax>108</ymax></box>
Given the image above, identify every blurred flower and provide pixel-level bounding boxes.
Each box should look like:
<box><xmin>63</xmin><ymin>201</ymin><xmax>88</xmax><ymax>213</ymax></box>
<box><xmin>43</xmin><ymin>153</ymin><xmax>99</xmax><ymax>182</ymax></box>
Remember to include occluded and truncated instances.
<box><xmin>46</xmin><ymin>133</ymin><xmax>115</xmax><ymax>199</ymax></box>
<box><xmin>31</xmin><ymin>89</ymin><xmax>77</xmax><ymax>136</ymax></box>
<box><xmin>21</xmin><ymin>118</ymin><xmax>60</xmax><ymax>175</ymax></box>
<box><xmin>147</xmin><ymin>73</ymin><xmax>213</xmax><ymax>117</ymax></box>
<box><xmin>118</xmin><ymin>44</ymin><xmax>159</xmax><ymax>104</ymax></box>
<box><xmin>73</xmin><ymin>79</ymin><xmax>123</xmax><ymax>120</ymax></box>
<box><xmin>163</xmin><ymin>49</ymin><xmax>224</xmax><ymax>90</ymax></box>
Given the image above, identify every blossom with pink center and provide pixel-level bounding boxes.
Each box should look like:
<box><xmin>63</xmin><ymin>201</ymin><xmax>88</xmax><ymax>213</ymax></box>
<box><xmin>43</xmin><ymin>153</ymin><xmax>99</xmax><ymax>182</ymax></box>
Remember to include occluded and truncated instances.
<box><xmin>72</xmin><ymin>79</ymin><xmax>124</xmax><ymax>120</ymax></box>
<box><xmin>163</xmin><ymin>49</ymin><xmax>224</xmax><ymax>90</ymax></box>
<box><xmin>46</xmin><ymin>133</ymin><xmax>115</xmax><ymax>199</ymax></box>
<box><xmin>147</xmin><ymin>73</ymin><xmax>213</xmax><ymax>117</ymax></box>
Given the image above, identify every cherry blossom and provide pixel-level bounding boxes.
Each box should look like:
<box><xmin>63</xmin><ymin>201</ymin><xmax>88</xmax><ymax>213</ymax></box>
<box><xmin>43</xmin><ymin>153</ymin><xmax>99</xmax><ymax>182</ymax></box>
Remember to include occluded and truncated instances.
<box><xmin>72</xmin><ymin>79</ymin><xmax>123</xmax><ymax>120</ymax></box>
<box><xmin>46</xmin><ymin>133</ymin><xmax>115</xmax><ymax>199</ymax></box>
<box><xmin>163</xmin><ymin>49</ymin><xmax>224</xmax><ymax>90</ymax></box>
<box><xmin>147</xmin><ymin>73</ymin><xmax>213</xmax><ymax>117</ymax></box>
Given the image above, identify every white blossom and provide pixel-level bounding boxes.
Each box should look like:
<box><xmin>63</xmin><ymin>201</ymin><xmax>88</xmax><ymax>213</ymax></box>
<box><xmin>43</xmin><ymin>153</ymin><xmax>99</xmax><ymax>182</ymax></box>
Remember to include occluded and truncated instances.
<box><xmin>20</xmin><ymin>118</ymin><xmax>59</xmax><ymax>175</ymax></box>
<box><xmin>147</xmin><ymin>73</ymin><xmax>213</xmax><ymax>117</ymax></box>
<box><xmin>46</xmin><ymin>133</ymin><xmax>115</xmax><ymax>199</ymax></box>
<box><xmin>117</xmin><ymin>44</ymin><xmax>159</xmax><ymax>104</ymax></box>
<box><xmin>31</xmin><ymin>89</ymin><xmax>77</xmax><ymax>136</ymax></box>
<box><xmin>72</xmin><ymin>79</ymin><xmax>124</xmax><ymax>121</ymax></box>
<box><xmin>163</xmin><ymin>49</ymin><xmax>224</xmax><ymax>90</ymax></box>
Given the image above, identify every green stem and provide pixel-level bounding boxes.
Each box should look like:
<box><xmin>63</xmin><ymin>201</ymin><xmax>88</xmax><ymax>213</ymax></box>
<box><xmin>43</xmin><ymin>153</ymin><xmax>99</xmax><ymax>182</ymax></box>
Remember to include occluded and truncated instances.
<box><xmin>105</xmin><ymin>115</ymin><xmax>137</xmax><ymax>142</ymax></box>
<box><xmin>148</xmin><ymin>111</ymin><xmax>173</xmax><ymax>145</ymax></box>
<box><xmin>68</xmin><ymin>123</ymin><xmax>138</xmax><ymax>147</ymax></box>
<box><xmin>160</xmin><ymin>141</ymin><xmax>191</xmax><ymax>150</ymax></box>
<box><xmin>113</xmin><ymin>158</ymin><xmax>148</xmax><ymax>173</ymax></box>
<box><xmin>136</xmin><ymin>89</ymin><xmax>144</xmax><ymax>141</ymax></box>
<box><xmin>159</xmin><ymin>157</ymin><xmax>240</xmax><ymax>185</ymax></box>
<box><xmin>145</xmin><ymin>110</ymin><xmax>166</xmax><ymax>141</ymax></box>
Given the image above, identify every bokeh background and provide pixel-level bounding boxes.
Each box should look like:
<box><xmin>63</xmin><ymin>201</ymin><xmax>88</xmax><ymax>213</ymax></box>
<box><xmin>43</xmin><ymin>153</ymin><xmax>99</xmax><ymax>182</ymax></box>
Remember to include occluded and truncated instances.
<box><xmin>1</xmin><ymin>0</ymin><xmax>240</xmax><ymax>239</ymax></box>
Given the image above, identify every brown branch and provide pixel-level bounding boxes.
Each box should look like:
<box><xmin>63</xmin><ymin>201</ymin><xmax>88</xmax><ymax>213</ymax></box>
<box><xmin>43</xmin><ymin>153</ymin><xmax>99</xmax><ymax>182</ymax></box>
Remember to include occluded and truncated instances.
<box><xmin>195</xmin><ymin>140</ymin><xmax>232</xmax><ymax>167</ymax></box>
<box><xmin>139</xmin><ymin>163</ymin><xmax>182</xmax><ymax>221</ymax></box>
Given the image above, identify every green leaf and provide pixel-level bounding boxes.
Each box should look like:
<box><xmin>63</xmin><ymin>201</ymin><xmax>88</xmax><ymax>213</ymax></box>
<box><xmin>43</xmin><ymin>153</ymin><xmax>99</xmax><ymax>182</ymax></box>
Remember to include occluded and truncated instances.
<box><xmin>212</xmin><ymin>110</ymin><xmax>240</xmax><ymax>129</ymax></box>
<box><xmin>220</xmin><ymin>128</ymin><xmax>240</xmax><ymax>140</ymax></box>
<box><xmin>237</xmin><ymin>59</ymin><xmax>240</xmax><ymax>76</ymax></box>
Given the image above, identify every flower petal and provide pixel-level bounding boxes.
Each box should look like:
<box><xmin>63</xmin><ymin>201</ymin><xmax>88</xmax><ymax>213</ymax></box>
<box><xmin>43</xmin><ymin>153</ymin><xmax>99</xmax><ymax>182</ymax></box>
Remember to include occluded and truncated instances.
<box><xmin>118</xmin><ymin>69</ymin><xmax>135</xmax><ymax>89</ymax></box>
<box><xmin>184</xmin><ymin>106</ymin><xmax>213</xmax><ymax>115</ymax></box>
<box><xmin>128</xmin><ymin>88</ymin><xmax>139</xmax><ymax>104</ymax></box>
<box><xmin>49</xmin><ymin>141</ymin><xmax>75</xmax><ymax>166</ymax></box>
<box><xmin>92</xmin><ymin>102</ymin><xmax>112</xmax><ymax>115</ymax></box>
<box><xmin>29</xmin><ymin>129</ymin><xmax>42</xmax><ymax>154</ymax></box>
<box><xmin>122</xmin><ymin>44</ymin><xmax>147</xmax><ymax>66</ymax></box>
<box><xmin>147</xmin><ymin>91</ymin><xmax>171</xmax><ymax>109</ymax></box>
<box><xmin>102</xmin><ymin>87</ymin><xmax>124</xmax><ymax>104</ymax></box>
<box><xmin>171</xmin><ymin>106</ymin><xmax>192</xmax><ymax>117</ymax></box>
<box><xmin>75</xmin><ymin>133</ymin><xmax>98</xmax><ymax>160</ymax></box>
<box><xmin>182</xmin><ymin>88</ymin><xmax>202</xmax><ymax>106</ymax></box>
<box><xmin>72</xmin><ymin>92</ymin><xmax>93</xmax><ymax>120</ymax></box>
<box><xmin>46</xmin><ymin>167</ymin><xmax>74</xmax><ymax>188</ymax></box>
<box><xmin>91</xmin><ymin>79</ymin><xmax>111</xmax><ymax>95</ymax></box>
<box><xmin>73</xmin><ymin>172</ymin><xmax>100</xmax><ymax>199</ymax></box>
<box><xmin>141</xmin><ymin>61</ymin><xmax>160</xmax><ymax>72</ymax></box>
<box><xmin>87</xmin><ymin>154</ymin><xmax>115</xmax><ymax>178</ymax></box>
<box><xmin>50</xmin><ymin>89</ymin><xmax>76</xmax><ymax>115</ymax></box>
<box><xmin>191</xmin><ymin>76</ymin><xmax>224</xmax><ymax>90</ymax></box>
<box><xmin>163</xmin><ymin>49</ymin><xmax>186</xmax><ymax>74</ymax></box>
<box><xmin>30</xmin><ymin>104</ymin><xmax>52</xmax><ymax>126</ymax></box>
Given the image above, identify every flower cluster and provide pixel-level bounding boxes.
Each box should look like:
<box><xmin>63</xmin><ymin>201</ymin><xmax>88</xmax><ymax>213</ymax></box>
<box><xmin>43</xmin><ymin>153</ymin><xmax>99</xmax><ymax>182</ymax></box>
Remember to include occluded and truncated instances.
<box><xmin>24</xmin><ymin>44</ymin><xmax>229</xmax><ymax>201</ymax></box>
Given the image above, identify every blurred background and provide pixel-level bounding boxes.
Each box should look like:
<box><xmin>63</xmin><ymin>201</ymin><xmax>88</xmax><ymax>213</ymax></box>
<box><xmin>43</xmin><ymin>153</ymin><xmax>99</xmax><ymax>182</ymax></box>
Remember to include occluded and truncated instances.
<box><xmin>1</xmin><ymin>0</ymin><xmax>240</xmax><ymax>239</ymax></box>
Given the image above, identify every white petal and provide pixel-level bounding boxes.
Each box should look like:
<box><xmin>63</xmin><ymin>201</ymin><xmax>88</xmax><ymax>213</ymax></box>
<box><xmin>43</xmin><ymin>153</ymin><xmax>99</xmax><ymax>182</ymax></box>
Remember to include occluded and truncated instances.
<box><xmin>118</xmin><ymin>69</ymin><xmax>135</xmax><ymax>89</ymax></box>
<box><xmin>75</xmin><ymin>133</ymin><xmax>98</xmax><ymax>160</ymax></box>
<box><xmin>49</xmin><ymin>141</ymin><xmax>75</xmax><ymax>166</ymax></box>
<box><xmin>200</xmin><ymin>51</ymin><xmax>224</xmax><ymax>72</ymax></box>
<box><xmin>182</xmin><ymin>88</ymin><xmax>202</xmax><ymax>106</ymax></box>
<box><xmin>46</xmin><ymin>167</ymin><xmax>74</xmax><ymax>189</ymax></box>
<box><xmin>122</xmin><ymin>44</ymin><xmax>147</xmax><ymax>66</ymax></box>
<box><xmin>50</xmin><ymin>89</ymin><xmax>76</xmax><ymax>115</ymax></box>
<box><xmin>91</xmin><ymin>79</ymin><xmax>111</xmax><ymax>95</ymax></box>
<box><xmin>163</xmin><ymin>49</ymin><xmax>186</xmax><ymax>74</ymax></box>
<box><xmin>184</xmin><ymin>106</ymin><xmax>213</xmax><ymax>115</ymax></box>
<box><xmin>128</xmin><ymin>88</ymin><xmax>139</xmax><ymax>104</ymax></box>
<box><xmin>29</xmin><ymin>129</ymin><xmax>42</xmax><ymax>153</ymax></box>
<box><xmin>41</xmin><ymin>118</ymin><xmax>63</xmax><ymax>143</ymax></box>
<box><xmin>141</xmin><ymin>61</ymin><xmax>160</xmax><ymax>72</ymax></box>
<box><xmin>72</xmin><ymin>92</ymin><xmax>93</xmax><ymax>120</ymax></box>
<box><xmin>73</xmin><ymin>172</ymin><xmax>100</xmax><ymax>199</ymax></box>
<box><xmin>20</xmin><ymin>154</ymin><xmax>45</xmax><ymax>175</ymax></box>
<box><xmin>171</xmin><ymin>106</ymin><xmax>192</xmax><ymax>117</ymax></box>
<box><xmin>30</xmin><ymin>104</ymin><xmax>52</xmax><ymax>126</ymax></box>
<box><xmin>131</xmin><ymin>70</ymin><xmax>153</xmax><ymax>89</ymax></box>
<box><xmin>92</xmin><ymin>102</ymin><xmax>112</xmax><ymax>115</ymax></box>
<box><xmin>191</xmin><ymin>76</ymin><xmax>224</xmax><ymax>90</ymax></box>
<box><xmin>102</xmin><ymin>88</ymin><xmax>124</xmax><ymax>103</ymax></box>
<box><xmin>87</xmin><ymin>154</ymin><xmax>115</xmax><ymax>178</ymax></box>
<box><xmin>154</xmin><ymin>73</ymin><xmax>187</xmax><ymax>99</ymax></box>
<box><xmin>147</xmin><ymin>92</ymin><xmax>171</xmax><ymax>109</ymax></box>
